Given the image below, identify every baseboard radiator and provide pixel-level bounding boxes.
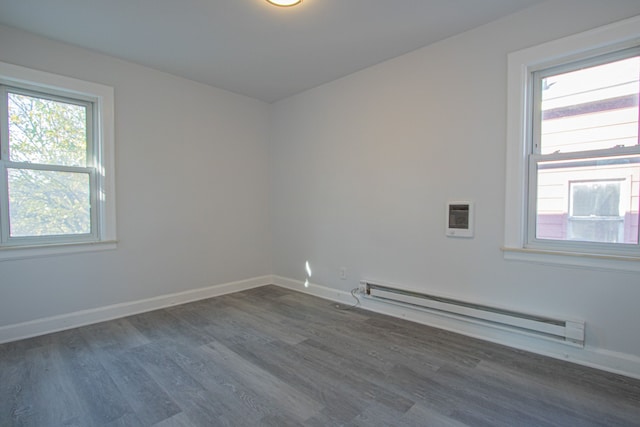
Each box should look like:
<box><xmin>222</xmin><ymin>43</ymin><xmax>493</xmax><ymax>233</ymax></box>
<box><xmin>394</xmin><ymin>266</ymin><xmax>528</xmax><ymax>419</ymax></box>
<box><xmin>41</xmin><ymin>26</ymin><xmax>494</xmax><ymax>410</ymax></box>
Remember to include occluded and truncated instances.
<box><xmin>361</xmin><ymin>281</ymin><xmax>585</xmax><ymax>347</ymax></box>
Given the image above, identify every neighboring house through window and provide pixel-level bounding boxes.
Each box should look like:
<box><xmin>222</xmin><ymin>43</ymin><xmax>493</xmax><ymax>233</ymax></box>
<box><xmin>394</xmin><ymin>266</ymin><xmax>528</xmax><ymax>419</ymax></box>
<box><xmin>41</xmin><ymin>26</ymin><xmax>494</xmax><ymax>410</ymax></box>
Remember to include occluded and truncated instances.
<box><xmin>504</xmin><ymin>16</ymin><xmax>640</xmax><ymax>270</ymax></box>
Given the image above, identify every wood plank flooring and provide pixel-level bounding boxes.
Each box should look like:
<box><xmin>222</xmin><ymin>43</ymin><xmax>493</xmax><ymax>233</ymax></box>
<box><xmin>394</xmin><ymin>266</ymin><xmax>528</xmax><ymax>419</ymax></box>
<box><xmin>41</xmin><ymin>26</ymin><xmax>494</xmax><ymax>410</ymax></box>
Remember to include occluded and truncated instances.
<box><xmin>1</xmin><ymin>285</ymin><xmax>639</xmax><ymax>426</ymax></box>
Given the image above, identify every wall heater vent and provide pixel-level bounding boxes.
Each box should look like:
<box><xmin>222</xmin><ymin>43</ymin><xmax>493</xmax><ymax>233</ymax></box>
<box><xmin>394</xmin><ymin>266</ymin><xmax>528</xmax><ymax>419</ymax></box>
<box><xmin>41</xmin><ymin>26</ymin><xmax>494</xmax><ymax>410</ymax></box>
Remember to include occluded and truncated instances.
<box><xmin>361</xmin><ymin>281</ymin><xmax>585</xmax><ymax>347</ymax></box>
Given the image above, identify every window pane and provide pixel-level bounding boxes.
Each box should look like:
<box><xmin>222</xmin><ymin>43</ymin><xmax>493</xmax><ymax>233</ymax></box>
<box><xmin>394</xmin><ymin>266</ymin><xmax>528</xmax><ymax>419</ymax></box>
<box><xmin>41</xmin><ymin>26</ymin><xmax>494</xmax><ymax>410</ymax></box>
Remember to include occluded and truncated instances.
<box><xmin>8</xmin><ymin>92</ymin><xmax>87</xmax><ymax>167</ymax></box>
<box><xmin>535</xmin><ymin>155</ymin><xmax>639</xmax><ymax>244</ymax></box>
<box><xmin>7</xmin><ymin>169</ymin><xmax>91</xmax><ymax>237</ymax></box>
<box><xmin>540</xmin><ymin>55</ymin><xmax>639</xmax><ymax>155</ymax></box>
<box><xmin>571</xmin><ymin>181</ymin><xmax>620</xmax><ymax>217</ymax></box>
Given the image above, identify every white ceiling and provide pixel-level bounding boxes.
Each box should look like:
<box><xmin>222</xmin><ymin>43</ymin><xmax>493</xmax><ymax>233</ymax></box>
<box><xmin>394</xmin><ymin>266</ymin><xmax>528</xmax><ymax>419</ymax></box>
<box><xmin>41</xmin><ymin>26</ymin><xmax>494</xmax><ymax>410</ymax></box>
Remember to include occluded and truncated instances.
<box><xmin>0</xmin><ymin>0</ymin><xmax>544</xmax><ymax>103</ymax></box>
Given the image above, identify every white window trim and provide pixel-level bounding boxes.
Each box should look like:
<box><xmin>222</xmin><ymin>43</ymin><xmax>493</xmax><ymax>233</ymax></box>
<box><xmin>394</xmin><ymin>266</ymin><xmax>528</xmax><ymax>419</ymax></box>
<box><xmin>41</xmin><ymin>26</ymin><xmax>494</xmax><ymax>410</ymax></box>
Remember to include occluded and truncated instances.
<box><xmin>0</xmin><ymin>61</ymin><xmax>116</xmax><ymax>261</ymax></box>
<box><xmin>503</xmin><ymin>15</ymin><xmax>640</xmax><ymax>272</ymax></box>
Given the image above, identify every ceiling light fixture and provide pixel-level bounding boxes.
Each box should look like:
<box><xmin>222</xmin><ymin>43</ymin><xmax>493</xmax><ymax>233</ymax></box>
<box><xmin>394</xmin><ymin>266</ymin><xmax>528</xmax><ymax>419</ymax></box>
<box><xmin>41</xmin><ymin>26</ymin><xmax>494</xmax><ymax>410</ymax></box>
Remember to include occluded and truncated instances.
<box><xmin>266</xmin><ymin>0</ymin><xmax>302</xmax><ymax>7</ymax></box>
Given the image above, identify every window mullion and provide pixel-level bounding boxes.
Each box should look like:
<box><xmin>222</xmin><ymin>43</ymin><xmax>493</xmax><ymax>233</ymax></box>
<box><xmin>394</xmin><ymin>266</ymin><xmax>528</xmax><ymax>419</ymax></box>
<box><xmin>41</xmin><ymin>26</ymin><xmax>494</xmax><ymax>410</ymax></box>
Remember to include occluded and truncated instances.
<box><xmin>5</xmin><ymin>161</ymin><xmax>93</xmax><ymax>174</ymax></box>
<box><xmin>0</xmin><ymin>161</ymin><xmax>8</xmax><ymax>244</ymax></box>
<box><xmin>526</xmin><ymin>154</ymin><xmax>539</xmax><ymax>247</ymax></box>
<box><xmin>530</xmin><ymin>70</ymin><xmax>543</xmax><ymax>155</ymax></box>
<box><xmin>0</xmin><ymin>85</ymin><xmax>8</xmax><ymax>160</ymax></box>
<box><xmin>532</xmin><ymin>146</ymin><xmax>640</xmax><ymax>163</ymax></box>
<box><xmin>86</xmin><ymin>100</ymin><xmax>94</xmax><ymax>168</ymax></box>
<box><xmin>0</xmin><ymin>85</ymin><xmax>9</xmax><ymax>243</ymax></box>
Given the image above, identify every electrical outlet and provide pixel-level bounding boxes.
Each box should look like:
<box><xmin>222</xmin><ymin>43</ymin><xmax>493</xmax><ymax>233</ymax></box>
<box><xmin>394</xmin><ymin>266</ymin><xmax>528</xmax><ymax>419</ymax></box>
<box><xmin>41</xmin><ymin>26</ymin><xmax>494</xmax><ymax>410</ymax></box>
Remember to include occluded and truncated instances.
<box><xmin>339</xmin><ymin>267</ymin><xmax>347</xmax><ymax>280</ymax></box>
<box><xmin>358</xmin><ymin>281</ymin><xmax>367</xmax><ymax>294</ymax></box>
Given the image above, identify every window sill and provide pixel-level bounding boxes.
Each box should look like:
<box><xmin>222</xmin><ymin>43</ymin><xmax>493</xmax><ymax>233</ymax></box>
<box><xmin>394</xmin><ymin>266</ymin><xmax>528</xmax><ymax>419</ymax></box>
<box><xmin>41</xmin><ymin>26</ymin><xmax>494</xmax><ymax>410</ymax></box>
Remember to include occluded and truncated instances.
<box><xmin>0</xmin><ymin>240</ymin><xmax>117</xmax><ymax>262</ymax></box>
<box><xmin>501</xmin><ymin>246</ymin><xmax>640</xmax><ymax>273</ymax></box>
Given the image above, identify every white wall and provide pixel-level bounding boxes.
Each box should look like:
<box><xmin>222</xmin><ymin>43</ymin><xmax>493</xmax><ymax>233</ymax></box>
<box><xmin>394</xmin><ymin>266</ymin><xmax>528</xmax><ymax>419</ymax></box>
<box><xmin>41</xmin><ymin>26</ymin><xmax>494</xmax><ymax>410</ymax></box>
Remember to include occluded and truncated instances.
<box><xmin>0</xmin><ymin>25</ymin><xmax>272</xmax><ymax>326</ymax></box>
<box><xmin>270</xmin><ymin>0</ymin><xmax>640</xmax><ymax>375</ymax></box>
<box><xmin>2</xmin><ymin>0</ymin><xmax>640</xmax><ymax>378</ymax></box>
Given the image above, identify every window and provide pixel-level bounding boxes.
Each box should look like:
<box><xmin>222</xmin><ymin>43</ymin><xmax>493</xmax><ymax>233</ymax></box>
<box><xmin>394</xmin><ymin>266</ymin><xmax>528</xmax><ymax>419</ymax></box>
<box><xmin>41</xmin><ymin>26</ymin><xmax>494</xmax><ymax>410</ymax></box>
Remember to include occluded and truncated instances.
<box><xmin>529</xmin><ymin>50</ymin><xmax>639</xmax><ymax>251</ymax></box>
<box><xmin>0</xmin><ymin>62</ymin><xmax>116</xmax><ymax>260</ymax></box>
<box><xmin>568</xmin><ymin>180</ymin><xmax>624</xmax><ymax>243</ymax></box>
<box><xmin>504</xmin><ymin>16</ymin><xmax>640</xmax><ymax>270</ymax></box>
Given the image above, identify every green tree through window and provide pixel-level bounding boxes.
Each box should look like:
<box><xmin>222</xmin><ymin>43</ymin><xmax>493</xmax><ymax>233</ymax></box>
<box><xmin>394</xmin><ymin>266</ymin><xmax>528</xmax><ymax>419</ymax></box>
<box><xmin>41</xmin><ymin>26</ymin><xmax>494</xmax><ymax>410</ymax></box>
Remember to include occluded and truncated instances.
<box><xmin>3</xmin><ymin>89</ymin><xmax>93</xmax><ymax>238</ymax></box>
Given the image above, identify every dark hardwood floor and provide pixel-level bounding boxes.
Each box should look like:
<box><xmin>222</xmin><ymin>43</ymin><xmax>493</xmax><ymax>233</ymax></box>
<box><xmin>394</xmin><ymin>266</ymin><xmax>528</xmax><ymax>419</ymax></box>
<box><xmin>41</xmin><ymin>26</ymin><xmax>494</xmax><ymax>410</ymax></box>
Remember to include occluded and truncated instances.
<box><xmin>1</xmin><ymin>285</ymin><xmax>639</xmax><ymax>426</ymax></box>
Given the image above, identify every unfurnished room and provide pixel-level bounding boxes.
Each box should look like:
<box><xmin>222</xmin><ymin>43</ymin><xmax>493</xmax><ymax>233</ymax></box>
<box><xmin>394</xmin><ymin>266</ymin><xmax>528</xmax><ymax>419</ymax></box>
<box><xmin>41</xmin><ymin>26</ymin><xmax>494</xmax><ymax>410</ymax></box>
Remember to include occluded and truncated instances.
<box><xmin>1</xmin><ymin>1</ymin><xmax>640</xmax><ymax>426</ymax></box>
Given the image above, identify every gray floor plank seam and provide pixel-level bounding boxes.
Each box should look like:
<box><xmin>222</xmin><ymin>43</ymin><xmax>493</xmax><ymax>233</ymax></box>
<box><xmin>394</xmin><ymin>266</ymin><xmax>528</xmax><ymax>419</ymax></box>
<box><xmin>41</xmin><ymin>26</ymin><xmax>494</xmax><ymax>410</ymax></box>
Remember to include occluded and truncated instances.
<box><xmin>1</xmin><ymin>285</ymin><xmax>639</xmax><ymax>426</ymax></box>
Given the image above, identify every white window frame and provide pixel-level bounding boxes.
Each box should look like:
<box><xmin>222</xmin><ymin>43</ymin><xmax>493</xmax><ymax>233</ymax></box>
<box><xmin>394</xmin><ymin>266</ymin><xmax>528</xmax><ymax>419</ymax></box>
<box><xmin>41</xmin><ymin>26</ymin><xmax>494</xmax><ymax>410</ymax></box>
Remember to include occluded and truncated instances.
<box><xmin>503</xmin><ymin>15</ymin><xmax>640</xmax><ymax>272</ymax></box>
<box><xmin>0</xmin><ymin>61</ymin><xmax>116</xmax><ymax>261</ymax></box>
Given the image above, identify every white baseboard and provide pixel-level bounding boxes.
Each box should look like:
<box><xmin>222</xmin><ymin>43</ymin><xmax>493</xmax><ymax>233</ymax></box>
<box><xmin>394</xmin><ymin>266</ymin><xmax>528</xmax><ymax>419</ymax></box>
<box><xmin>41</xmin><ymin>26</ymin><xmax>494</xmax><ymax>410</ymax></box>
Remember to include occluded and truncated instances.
<box><xmin>274</xmin><ymin>275</ymin><xmax>357</xmax><ymax>304</ymax></box>
<box><xmin>3</xmin><ymin>273</ymin><xmax>639</xmax><ymax>380</ymax></box>
<box><xmin>272</xmin><ymin>275</ymin><xmax>640</xmax><ymax>380</ymax></box>
<box><xmin>0</xmin><ymin>275</ymin><xmax>275</xmax><ymax>345</ymax></box>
